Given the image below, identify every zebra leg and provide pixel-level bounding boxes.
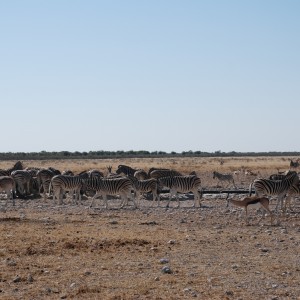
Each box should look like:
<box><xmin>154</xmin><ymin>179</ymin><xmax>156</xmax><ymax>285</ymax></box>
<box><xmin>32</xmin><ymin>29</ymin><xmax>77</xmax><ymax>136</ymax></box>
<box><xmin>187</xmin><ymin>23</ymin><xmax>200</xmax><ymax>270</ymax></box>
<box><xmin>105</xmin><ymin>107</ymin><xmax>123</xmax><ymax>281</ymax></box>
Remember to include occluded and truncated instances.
<box><xmin>89</xmin><ymin>192</ymin><xmax>99</xmax><ymax>208</ymax></box>
<box><xmin>103</xmin><ymin>194</ymin><xmax>109</xmax><ymax>209</ymax></box>
<box><xmin>119</xmin><ymin>192</ymin><xmax>127</xmax><ymax>208</ymax></box>
<box><xmin>275</xmin><ymin>195</ymin><xmax>284</xmax><ymax>213</ymax></box>
<box><xmin>166</xmin><ymin>189</ymin><xmax>174</xmax><ymax>208</ymax></box>
<box><xmin>245</xmin><ymin>207</ymin><xmax>250</xmax><ymax>225</ymax></box>
<box><xmin>175</xmin><ymin>192</ymin><xmax>180</xmax><ymax>208</ymax></box>
<box><xmin>131</xmin><ymin>191</ymin><xmax>137</xmax><ymax>208</ymax></box>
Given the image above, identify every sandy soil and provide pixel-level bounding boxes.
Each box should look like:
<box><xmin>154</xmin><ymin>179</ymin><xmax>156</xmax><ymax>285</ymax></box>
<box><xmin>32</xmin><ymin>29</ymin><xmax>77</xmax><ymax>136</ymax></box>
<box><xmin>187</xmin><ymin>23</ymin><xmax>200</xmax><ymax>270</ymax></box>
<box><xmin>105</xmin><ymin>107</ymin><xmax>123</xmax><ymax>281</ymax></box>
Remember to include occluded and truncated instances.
<box><xmin>0</xmin><ymin>159</ymin><xmax>299</xmax><ymax>299</ymax></box>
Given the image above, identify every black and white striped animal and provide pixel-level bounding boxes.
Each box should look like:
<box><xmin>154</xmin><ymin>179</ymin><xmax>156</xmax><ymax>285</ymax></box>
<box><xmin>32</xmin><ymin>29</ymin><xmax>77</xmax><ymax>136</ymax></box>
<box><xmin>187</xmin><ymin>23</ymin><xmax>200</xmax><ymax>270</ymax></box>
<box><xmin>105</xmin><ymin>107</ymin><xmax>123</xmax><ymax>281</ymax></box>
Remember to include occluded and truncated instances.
<box><xmin>36</xmin><ymin>168</ymin><xmax>62</xmax><ymax>200</ymax></box>
<box><xmin>0</xmin><ymin>161</ymin><xmax>24</xmax><ymax>176</ymax></box>
<box><xmin>0</xmin><ymin>176</ymin><xmax>16</xmax><ymax>206</ymax></box>
<box><xmin>116</xmin><ymin>165</ymin><xmax>139</xmax><ymax>177</ymax></box>
<box><xmin>268</xmin><ymin>174</ymin><xmax>286</xmax><ymax>181</ymax></box>
<box><xmin>213</xmin><ymin>171</ymin><xmax>236</xmax><ymax>188</ymax></box>
<box><xmin>49</xmin><ymin>175</ymin><xmax>84</xmax><ymax>205</ymax></box>
<box><xmin>127</xmin><ymin>175</ymin><xmax>159</xmax><ymax>206</ymax></box>
<box><xmin>85</xmin><ymin>177</ymin><xmax>136</xmax><ymax>209</ymax></box>
<box><xmin>249</xmin><ymin>170</ymin><xmax>299</xmax><ymax>212</ymax></box>
<box><xmin>11</xmin><ymin>170</ymin><xmax>33</xmax><ymax>197</ymax></box>
<box><xmin>158</xmin><ymin>175</ymin><xmax>202</xmax><ymax>208</ymax></box>
<box><xmin>133</xmin><ymin>169</ymin><xmax>149</xmax><ymax>180</ymax></box>
<box><xmin>284</xmin><ymin>183</ymin><xmax>300</xmax><ymax>212</ymax></box>
<box><xmin>149</xmin><ymin>169</ymin><xmax>182</xmax><ymax>180</ymax></box>
<box><xmin>290</xmin><ymin>159</ymin><xmax>300</xmax><ymax>169</ymax></box>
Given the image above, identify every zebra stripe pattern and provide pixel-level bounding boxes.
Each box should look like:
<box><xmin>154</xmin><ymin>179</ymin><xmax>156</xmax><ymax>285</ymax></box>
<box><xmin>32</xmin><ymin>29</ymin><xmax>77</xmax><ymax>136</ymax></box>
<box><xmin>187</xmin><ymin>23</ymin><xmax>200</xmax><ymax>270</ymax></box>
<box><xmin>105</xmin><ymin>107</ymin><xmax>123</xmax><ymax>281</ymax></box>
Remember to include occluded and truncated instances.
<box><xmin>149</xmin><ymin>169</ymin><xmax>182</xmax><ymax>180</ymax></box>
<box><xmin>50</xmin><ymin>175</ymin><xmax>84</xmax><ymax>205</ymax></box>
<box><xmin>37</xmin><ymin>168</ymin><xmax>58</xmax><ymax>200</ymax></box>
<box><xmin>284</xmin><ymin>183</ymin><xmax>300</xmax><ymax>212</ymax></box>
<box><xmin>249</xmin><ymin>170</ymin><xmax>299</xmax><ymax>211</ymax></box>
<box><xmin>116</xmin><ymin>165</ymin><xmax>139</xmax><ymax>176</ymax></box>
<box><xmin>85</xmin><ymin>177</ymin><xmax>136</xmax><ymax>209</ymax></box>
<box><xmin>127</xmin><ymin>175</ymin><xmax>159</xmax><ymax>206</ymax></box>
<box><xmin>11</xmin><ymin>170</ymin><xmax>32</xmax><ymax>197</ymax></box>
<box><xmin>158</xmin><ymin>175</ymin><xmax>202</xmax><ymax>208</ymax></box>
<box><xmin>213</xmin><ymin>171</ymin><xmax>236</xmax><ymax>188</ymax></box>
<box><xmin>0</xmin><ymin>176</ymin><xmax>16</xmax><ymax>206</ymax></box>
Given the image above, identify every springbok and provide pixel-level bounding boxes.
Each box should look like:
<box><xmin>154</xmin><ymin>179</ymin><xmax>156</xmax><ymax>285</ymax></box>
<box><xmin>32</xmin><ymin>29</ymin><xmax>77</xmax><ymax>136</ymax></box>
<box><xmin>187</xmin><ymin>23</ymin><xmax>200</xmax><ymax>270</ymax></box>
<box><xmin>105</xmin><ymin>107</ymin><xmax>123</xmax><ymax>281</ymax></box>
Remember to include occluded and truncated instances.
<box><xmin>228</xmin><ymin>196</ymin><xmax>273</xmax><ymax>225</ymax></box>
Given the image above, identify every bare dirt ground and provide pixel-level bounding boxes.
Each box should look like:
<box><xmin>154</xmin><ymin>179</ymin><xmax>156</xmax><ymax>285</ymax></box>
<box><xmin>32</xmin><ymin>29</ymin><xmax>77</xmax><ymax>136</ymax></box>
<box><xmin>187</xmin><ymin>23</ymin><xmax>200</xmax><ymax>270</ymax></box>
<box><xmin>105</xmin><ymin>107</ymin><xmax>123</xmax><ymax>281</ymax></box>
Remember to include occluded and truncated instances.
<box><xmin>0</xmin><ymin>157</ymin><xmax>300</xmax><ymax>299</ymax></box>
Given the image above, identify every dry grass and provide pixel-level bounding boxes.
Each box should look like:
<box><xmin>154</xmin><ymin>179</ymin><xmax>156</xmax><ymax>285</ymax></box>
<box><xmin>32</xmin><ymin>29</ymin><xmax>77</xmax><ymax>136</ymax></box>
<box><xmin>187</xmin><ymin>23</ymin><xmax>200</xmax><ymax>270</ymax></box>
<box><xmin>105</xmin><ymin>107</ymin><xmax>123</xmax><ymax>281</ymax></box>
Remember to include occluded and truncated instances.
<box><xmin>0</xmin><ymin>157</ymin><xmax>299</xmax><ymax>299</ymax></box>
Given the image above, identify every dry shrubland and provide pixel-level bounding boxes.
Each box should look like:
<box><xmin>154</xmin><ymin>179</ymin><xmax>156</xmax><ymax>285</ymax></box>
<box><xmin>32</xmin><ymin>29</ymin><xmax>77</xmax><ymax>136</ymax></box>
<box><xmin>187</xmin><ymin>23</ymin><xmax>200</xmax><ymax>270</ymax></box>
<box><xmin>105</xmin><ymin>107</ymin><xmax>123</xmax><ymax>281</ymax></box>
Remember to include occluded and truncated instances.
<box><xmin>0</xmin><ymin>157</ymin><xmax>299</xmax><ymax>299</ymax></box>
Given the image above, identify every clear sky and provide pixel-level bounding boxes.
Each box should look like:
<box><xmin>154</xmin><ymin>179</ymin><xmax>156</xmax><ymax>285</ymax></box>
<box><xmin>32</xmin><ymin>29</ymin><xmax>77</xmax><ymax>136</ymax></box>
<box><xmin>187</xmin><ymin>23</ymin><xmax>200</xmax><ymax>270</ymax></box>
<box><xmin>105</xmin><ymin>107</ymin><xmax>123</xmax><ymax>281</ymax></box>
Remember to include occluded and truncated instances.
<box><xmin>1</xmin><ymin>1</ymin><xmax>299</xmax><ymax>153</ymax></box>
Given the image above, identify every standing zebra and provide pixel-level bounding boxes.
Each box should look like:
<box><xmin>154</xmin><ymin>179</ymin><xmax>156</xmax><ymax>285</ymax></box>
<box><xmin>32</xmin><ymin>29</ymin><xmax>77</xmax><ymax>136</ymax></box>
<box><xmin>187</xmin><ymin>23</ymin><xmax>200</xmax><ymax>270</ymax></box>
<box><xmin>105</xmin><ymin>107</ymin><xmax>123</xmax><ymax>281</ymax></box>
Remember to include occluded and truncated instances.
<box><xmin>249</xmin><ymin>170</ymin><xmax>299</xmax><ymax>212</ymax></box>
<box><xmin>284</xmin><ymin>183</ymin><xmax>300</xmax><ymax>212</ymax></box>
<box><xmin>37</xmin><ymin>168</ymin><xmax>59</xmax><ymax>200</ymax></box>
<box><xmin>85</xmin><ymin>177</ymin><xmax>136</xmax><ymax>209</ymax></box>
<box><xmin>127</xmin><ymin>175</ymin><xmax>159</xmax><ymax>206</ymax></box>
<box><xmin>50</xmin><ymin>175</ymin><xmax>84</xmax><ymax>205</ymax></box>
<box><xmin>149</xmin><ymin>169</ymin><xmax>182</xmax><ymax>180</ymax></box>
<box><xmin>0</xmin><ymin>176</ymin><xmax>16</xmax><ymax>206</ymax></box>
<box><xmin>158</xmin><ymin>175</ymin><xmax>202</xmax><ymax>208</ymax></box>
<box><xmin>213</xmin><ymin>171</ymin><xmax>236</xmax><ymax>188</ymax></box>
<box><xmin>116</xmin><ymin>165</ymin><xmax>139</xmax><ymax>176</ymax></box>
<box><xmin>11</xmin><ymin>170</ymin><xmax>32</xmax><ymax>197</ymax></box>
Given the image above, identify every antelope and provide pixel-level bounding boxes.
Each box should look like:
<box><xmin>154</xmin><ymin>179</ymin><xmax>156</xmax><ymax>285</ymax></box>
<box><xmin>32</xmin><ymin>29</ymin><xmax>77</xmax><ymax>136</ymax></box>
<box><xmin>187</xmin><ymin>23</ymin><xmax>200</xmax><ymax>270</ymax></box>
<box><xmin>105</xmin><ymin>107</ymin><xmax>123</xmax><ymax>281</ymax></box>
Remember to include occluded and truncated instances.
<box><xmin>228</xmin><ymin>196</ymin><xmax>273</xmax><ymax>225</ymax></box>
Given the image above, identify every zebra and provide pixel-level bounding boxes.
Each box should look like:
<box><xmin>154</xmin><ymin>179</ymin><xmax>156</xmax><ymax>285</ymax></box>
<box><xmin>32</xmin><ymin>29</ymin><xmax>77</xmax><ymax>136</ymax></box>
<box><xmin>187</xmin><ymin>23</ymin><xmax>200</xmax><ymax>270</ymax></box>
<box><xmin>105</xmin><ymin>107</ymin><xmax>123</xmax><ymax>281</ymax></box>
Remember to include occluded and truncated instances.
<box><xmin>11</xmin><ymin>170</ymin><xmax>33</xmax><ymax>197</ymax></box>
<box><xmin>269</xmin><ymin>174</ymin><xmax>286</xmax><ymax>181</ymax></box>
<box><xmin>133</xmin><ymin>169</ymin><xmax>149</xmax><ymax>180</ymax></box>
<box><xmin>127</xmin><ymin>175</ymin><xmax>159</xmax><ymax>206</ymax></box>
<box><xmin>62</xmin><ymin>170</ymin><xmax>74</xmax><ymax>176</ymax></box>
<box><xmin>249</xmin><ymin>170</ymin><xmax>299</xmax><ymax>212</ymax></box>
<box><xmin>149</xmin><ymin>169</ymin><xmax>182</xmax><ymax>180</ymax></box>
<box><xmin>88</xmin><ymin>169</ymin><xmax>104</xmax><ymax>178</ymax></box>
<box><xmin>213</xmin><ymin>171</ymin><xmax>236</xmax><ymax>188</ymax></box>
<box><xmin>37</xmin><ymin>168</ymin><xmax>59</xmax><ymax>200</ymax></box>
<box><xmin>0</xmin><ymin>176</ymin><xmax>16</xmax><ymax>206</ymax></box>
<box><xmin>85</xmin><ymin>177</ymin><xmax>136</xmax><ymax>209</ymax></box>
<box><xmin>0</xmin><ymin>161</ymin><xmax>24</xmax><ymax>176</ymax></box>
<box><xmin>158</xmin><ymin>175</ymin><xmax>202</xmax><ymax>208</ymax></box>
<box><xmin>284</xmin><ymin>183</ymin><xmax>300</xmax><ymax>212</ymax></box>
<box><xmin>116</xmin><ymin>164</ymin><xmax>140</xmax><ymax>176</ymax></box>
<box><xmin>147</xmin><ymin>167</ymin><xmax>171</xmax><ymax>176</ymax></box>
<box><xmin>49</xmin><ymin>175</ymin><xmax>84</xmax><ymax>205</ymax></box>
<box><xmin>289</xmin><ymin>159</ymin><xmax>300</xmax><ymax>169</ymax></box>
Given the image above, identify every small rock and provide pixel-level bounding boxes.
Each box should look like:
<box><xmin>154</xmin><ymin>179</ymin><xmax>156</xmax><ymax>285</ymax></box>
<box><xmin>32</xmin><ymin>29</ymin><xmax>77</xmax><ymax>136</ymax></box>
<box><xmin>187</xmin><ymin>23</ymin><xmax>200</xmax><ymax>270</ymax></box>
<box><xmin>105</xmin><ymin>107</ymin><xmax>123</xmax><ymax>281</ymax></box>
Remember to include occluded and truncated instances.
<box><xmin>70</xmin><ymin>282</ymin><xmax>76</xmax><ymax>288</ymax></box>
<box><xmin>161</xmin><ymin>266</ymin><xmax>172</xmax><ymax>274</ymax></box>
<box><xmin>168</xmin><ymin>240</ymin><xmax>176</xmax><ymax>245</ymax></box>
<box><xmin>27</xmin><ymin>274</ymin><xmax>34</xmax><ymax>282</ymax></box>
<box><xmin>225</xmin><ymin>290</ymin><xmax>234</xmax><ymax>296</ymax></box>
<box><xmin>109</xmin><ymin>220</ymin><xmax>118</xmax><ymax>225</ymax></box>
<box><xmin>159</xmin><ymin>258</ymin><xmax>169</xmax><ymax>264</ymax></box>
<box><xmin>154</xmin><ymin>277</ymin><xmax>160</xmax><ymax>281</ymax></box>
<box><xmin>12</xmin><ymin>275</ymin><xmax>21</xmax><ymax>283</ymax></box>
<box><xmin>260</xmin><ymin>248</ymin><xmax>269</xmax><ymax>253</ymax></box>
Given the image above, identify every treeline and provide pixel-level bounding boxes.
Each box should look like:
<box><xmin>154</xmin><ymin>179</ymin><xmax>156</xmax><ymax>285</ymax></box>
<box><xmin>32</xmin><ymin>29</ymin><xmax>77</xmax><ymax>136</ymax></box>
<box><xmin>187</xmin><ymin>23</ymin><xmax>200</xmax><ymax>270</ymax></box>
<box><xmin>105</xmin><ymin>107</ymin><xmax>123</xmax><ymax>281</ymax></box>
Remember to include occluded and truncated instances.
<box><xmin>0</xmin><ymin>150</ymin><xmax>299</xmax><ymax>160</ymax></box>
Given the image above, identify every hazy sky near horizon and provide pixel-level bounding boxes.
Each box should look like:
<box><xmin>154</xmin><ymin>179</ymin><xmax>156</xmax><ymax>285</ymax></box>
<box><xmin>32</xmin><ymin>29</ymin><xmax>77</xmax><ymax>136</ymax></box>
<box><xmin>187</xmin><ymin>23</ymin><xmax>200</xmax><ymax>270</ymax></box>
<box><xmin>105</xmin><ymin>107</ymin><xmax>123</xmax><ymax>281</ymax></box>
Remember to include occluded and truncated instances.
<box><xmin>1</xmin><ymin>1</ymin><xmax>299</xmax><ymax>153</ymax></box>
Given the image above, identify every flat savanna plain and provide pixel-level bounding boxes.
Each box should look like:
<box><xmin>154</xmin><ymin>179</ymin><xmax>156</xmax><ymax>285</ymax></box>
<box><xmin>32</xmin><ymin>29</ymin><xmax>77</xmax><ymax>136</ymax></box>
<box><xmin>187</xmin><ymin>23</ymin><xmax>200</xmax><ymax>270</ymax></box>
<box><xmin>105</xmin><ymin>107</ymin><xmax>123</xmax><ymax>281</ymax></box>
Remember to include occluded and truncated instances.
<box><xmin>0</xmin><ymin>157</ymin><xmax>299</xmax><ymax>300</ymax></box>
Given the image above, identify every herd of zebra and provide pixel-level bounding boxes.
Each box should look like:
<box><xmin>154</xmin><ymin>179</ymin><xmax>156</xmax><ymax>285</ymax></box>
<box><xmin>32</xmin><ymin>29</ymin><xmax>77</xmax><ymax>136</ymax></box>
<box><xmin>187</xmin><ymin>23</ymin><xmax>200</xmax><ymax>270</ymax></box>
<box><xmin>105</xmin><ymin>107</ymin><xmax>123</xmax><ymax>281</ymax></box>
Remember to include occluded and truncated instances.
<box><xmin>0</xmin><ymin>161</ymin><xmax>201</xmax><ymax>209</ymax></box>
<box><xmin>0</xmin><ymin>161</ymin><xmax>300</xmax><ymax>213</ymax></box>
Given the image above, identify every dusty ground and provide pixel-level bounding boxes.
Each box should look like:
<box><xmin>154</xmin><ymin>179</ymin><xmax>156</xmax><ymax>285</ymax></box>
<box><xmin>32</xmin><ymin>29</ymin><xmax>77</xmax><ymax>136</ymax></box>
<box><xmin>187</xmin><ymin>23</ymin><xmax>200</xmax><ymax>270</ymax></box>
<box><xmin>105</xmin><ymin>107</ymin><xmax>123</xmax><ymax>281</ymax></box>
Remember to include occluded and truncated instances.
<box><xmin>0</xmin><ymin>158</ymin><xmax>300</xmax><ymax>299</ymax></box>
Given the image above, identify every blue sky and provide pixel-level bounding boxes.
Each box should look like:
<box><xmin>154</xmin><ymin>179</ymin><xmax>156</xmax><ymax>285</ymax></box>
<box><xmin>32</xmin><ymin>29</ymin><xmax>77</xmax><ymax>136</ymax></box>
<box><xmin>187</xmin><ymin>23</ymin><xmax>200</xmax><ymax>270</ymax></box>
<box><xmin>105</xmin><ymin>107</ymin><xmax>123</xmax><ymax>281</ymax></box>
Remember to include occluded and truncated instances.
<box><xmin>1</xmin><ymin>1</ymin><xmax>299</xmax><ymax>153</ymax></box>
